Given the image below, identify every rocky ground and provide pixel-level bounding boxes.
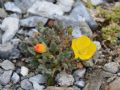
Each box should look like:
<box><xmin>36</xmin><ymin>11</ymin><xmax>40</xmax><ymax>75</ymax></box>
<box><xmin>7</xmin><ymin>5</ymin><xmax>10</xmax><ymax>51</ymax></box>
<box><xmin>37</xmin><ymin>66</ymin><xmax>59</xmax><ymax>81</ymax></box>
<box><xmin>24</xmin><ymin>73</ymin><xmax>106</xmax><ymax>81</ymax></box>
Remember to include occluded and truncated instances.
<box><xmin>0</xmin><ymin>0</ymin><xmax>120</xmax><ymax>90</ymax></box>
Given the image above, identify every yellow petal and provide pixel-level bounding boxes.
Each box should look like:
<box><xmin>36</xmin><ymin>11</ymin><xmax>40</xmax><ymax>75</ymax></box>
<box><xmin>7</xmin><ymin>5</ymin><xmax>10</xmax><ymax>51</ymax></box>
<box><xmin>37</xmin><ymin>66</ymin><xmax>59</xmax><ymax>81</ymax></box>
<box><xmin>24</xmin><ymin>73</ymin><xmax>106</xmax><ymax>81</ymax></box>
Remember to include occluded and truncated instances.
<box><xmin>71</xmin><ymin>35</ymin><xmax>97</xmax><ymax>61</ymax></box>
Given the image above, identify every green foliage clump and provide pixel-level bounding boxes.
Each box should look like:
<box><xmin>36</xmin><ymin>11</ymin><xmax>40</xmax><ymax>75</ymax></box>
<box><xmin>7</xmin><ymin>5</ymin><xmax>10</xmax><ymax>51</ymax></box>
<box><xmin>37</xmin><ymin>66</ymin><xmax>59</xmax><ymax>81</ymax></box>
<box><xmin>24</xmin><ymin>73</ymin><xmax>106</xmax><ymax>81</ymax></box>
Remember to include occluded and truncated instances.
<box><xmin>97</xmin><ymin>5</ymin><xmax>120</xmax><ymax>22</ymax></box>
<box><xmin>102</xmin><ymin>23</ymin><xmax>120</xmax><ymax>44</ymax></box>
<box><xmin>19</xmin><ymin>23</ymin><xmax>78</xmax><ymax>85</ymax></box>
<box><xmin>97</xmin><ymin>4</ymin><xmax>120</xmax><ymax>45</ymax></box>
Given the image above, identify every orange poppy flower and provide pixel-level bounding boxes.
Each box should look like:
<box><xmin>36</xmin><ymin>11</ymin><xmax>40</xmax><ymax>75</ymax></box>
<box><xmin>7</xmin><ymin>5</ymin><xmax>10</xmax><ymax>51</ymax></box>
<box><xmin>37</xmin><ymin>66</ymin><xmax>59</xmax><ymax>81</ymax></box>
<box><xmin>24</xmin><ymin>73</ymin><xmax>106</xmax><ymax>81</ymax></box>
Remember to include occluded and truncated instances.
<box><xmin>34</xmin><ymin>43</ymin><xmax>46</xmax><ymax>53</ymax></box>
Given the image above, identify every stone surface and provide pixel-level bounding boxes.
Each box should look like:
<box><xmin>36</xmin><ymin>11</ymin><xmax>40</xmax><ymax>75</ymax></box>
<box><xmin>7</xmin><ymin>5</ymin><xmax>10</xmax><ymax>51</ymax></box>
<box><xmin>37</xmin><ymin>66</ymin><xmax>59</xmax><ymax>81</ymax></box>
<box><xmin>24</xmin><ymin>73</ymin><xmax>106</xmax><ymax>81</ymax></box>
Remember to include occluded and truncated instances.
<box><xmin>105</xmin><ymin>77</ymin><xmax>120</xmax><ymax>90</ymax></box>
<box><xmin>103</xmin><ymin>62</ymin><xmax>119</xmax><ymax>74</ymax></box>
<box><xmin>4</xmin><ymin>2</ymin><xmax>22</xmax><ymax>13</ymax></box>
<box><xmin>0</xmin><ymin>60</ymin><xmax>15</xmax><ymax>70</ymax></box>
<box><xmin>74</xmin><ymin>80</ymin><xmax>85</xmax><ymax>88</ymax></box>
<box><xmin>46</xmin><ymin>86</ymin><xmax>74</xmax><ymax>90</ymax></box>
<box><xmin>14</xmin><ymin>0</ymin><xmax>35</xmax><ymax>13</ymax></box>
<box><xmin>27</xmin><ymin>29</ymin><xmax>39</xmax><ymax>37</ymax></box>
<box><xmin>20</xmin><ymin>16</ymin><xmax>48</xmax><ymax>27</ymax></box>
<box><xmin>21</xmin><ymin>79</ymin><xmax>33</xmax><ymax>90</ymax></box>
<box><xmin>20</xmin><ymin>66</ymin><xmax>29</xmax><ymax>76</ymax></box>
<box><xmin>55</xmin><ymin>72</ymin><xmax>74</xmax><ymax>86</ymax></box>
<box><xmin>73</xmin><ymin>68</ymin><xmax>86</xmax><ymax>81</ymax></box>
<box><xmin>32</xmin><ymin>82</ymin><xmax>45</xmax><ymax>90</ymax></box>
<box><xmin>57</xmin><ymin>0</ymin><xmax>74</xmax><ymax>12</ymax></box>
<box><xmin>1</xmin><ymin>17</ymin><xmax>19</xmax><ymax>43</ymax></box>
<box><xmin>72</xmin><ymin>27</ymin><xmax>82</xmax><ymax>38</ymax></box>
<box><xmin>72</xmin><ymin>1</ymin><xmax>97</xmax><ymax>30</ymax></box>
<box><xmin>91</xmin><ymin>0</ymin><xmax>104</xmax><ymax>6</ymax></box>
<box><xmin>0</xmin><ymin>70</ymin><xmax>13</xmax><ymax>85</ymax></box>
<box><xmin>94</xmin><ymin>41</ymin><xmax>101</xmax><ymax>50</ymax></box>
<box><xmin>11</xmin><ymin>72</ymin><xmax>20</xmax><ymax>84</ymax></box>
<box><xmin>83</xmin><ymin>69</ymin><xmax>114</xmax><ymax>90</ymax></box>
<box><xmin>29</xmin><ymin>74</ymin><xmax>46</xmax><ymax>84</ymax></box>
<box><xmin>0</xmin><ymin>8</ymin><xmax>7</xmax><ymax>18</ymax></box>
<box><xmin>0</xmin><ymin>43</ymin><xmax>14</xmax><ymax>59</ymax></box>
<box><xmin>28</xmin><ymin>1</ymin><xmax>64</xmax><ymax>18</ymax></box>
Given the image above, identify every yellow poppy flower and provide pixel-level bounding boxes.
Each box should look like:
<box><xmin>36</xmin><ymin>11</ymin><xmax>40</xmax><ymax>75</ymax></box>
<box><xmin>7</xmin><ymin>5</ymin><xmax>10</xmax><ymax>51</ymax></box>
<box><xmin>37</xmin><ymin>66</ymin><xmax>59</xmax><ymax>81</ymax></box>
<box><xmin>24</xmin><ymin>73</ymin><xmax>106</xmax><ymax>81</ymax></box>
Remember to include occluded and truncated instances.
<box><xmin>72</xmin><ymin>35</ymin><xmax>97</xmax><ymax>61</ymax></box>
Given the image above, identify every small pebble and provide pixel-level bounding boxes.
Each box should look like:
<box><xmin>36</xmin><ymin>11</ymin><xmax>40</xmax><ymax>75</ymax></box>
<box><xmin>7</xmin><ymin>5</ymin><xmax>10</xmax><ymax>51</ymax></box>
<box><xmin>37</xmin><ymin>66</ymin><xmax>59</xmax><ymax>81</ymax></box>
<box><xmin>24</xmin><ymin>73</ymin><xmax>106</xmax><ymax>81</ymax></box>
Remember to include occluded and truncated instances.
<box><xmin>20</xmin><ymin>66</ymin><xmax>29</xmax><ymax>76</ymax></box>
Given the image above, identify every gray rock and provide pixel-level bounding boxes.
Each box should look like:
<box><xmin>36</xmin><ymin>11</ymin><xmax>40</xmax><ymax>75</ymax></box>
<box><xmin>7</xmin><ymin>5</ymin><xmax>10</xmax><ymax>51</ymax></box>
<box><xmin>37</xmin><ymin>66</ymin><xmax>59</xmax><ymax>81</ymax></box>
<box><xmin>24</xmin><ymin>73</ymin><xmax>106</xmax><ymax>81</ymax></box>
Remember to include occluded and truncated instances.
<box><xmin>0</xmin><ymin>43</ymin><xmax>19</xmax><ymax>59</ymax></box>
<box><xmin>4</xmin><ymin>2</ymin><xmax>22</xmax><ymax>14</ymax></box>
<box><xmin>21</xmin><ymin>79</ymin><xmax>33</xmax><ymax>90</ymax></box>
<box><xmin>1</xmin><ymin>17</ymin><xmax>19</xmax><ymax>43</ymax></box>
<box><xmin>0</xmin><ymin>30</ymin><xmax>2</xmax><ymax>43</ymax></box>
<box><xmin>0</xmin><ymin>70</ymin><xmax>13</xmax><ymax>85</ymax></box>
<box><xmin>73</xmin><ymin>68</ymin><xmax>86</xmax><ymax>81</ymax></box>
<box><xmin>0</xmin><ymin>60</ymin><xmax>15</xmax><ymax>70</ymax></box>
<box><xmin>11</xmin><ymin>72</ymin><xmax>20</xmax><ymax>84</ymax></box>
<box><xmin>0</xmin><ymin>43</ymin><xmax>14</xmax><ymax>59</ymax></box>
<box><xmin>29</xmin><ymin>74</ymin><xmax>46</xmax><ymax>84</ymax></box>
<box><xmin>74</xmin><ymin>80</ymin><xmax>85</xmax><ymax>88</ymax></box>
<box><xmin>9</xmin><ymin>48</ymin><xmax>20</xmax><ymax>59</ymax></box>
<box><xmin>73</xmin><ymin>86</ymin><xmax>81</xmax><ymax>90</ymax></box>
<box><xmin>0</xmin><ymin>8</ymin><xmax>7</xmax><ymax>18</ymax></box>
<box><xmin>20</xmin><ymin>66</ymin><xmax>29</xmax><ymax>76</ymax></box>
<box><xmin>20</xmin><ymin>16</ymin><xmax>48</xmax><ymax>27</ymax></box>
<box><xmin>72</xmin><ymin>26</ymin><xmax>82</xmax><ymax>38</ymax></box>
<box><xmin>55</xmin><ymin>72</ymin><xmax>74</xmax><ymax>86</ymax></box>
<box><xmin>32</xmin><ymin>82</ymin><xmax>45</xmax><ymax>90</ymax></box>
<box><xmin>46</xmin><ymin>0</ymin><xmax>56</xmax><ymax>3</ymax></box>
<box><xmin>94</xmin><ymin>41</ymin><xmax>101</xmax><ymax>50</ymax></box>
<box><xmin>57</xmin><ymin>0</ymin><xmax>74</xmax><ymax>12</ymax></box>
<box><xmin>14</xmin><ymin>0</ymin><xmax>36</xmax><ymax>13</ymax></box>
<box><xmin>91</xmin><ymin>0</ymin><xmax>105</xmax><ymax>6</ymax></box>
<box><xmin>103</xmin><ymin>62</ymin><xmax>119</xmax><ymax>74</ymax></box>
<box><xmin>27</xmin><ymin>29</ymin><xmax>39</xmax><ymax>37</ymax></box>
<box><xmin>28</xmin><ymin>1</ymin><xmax>64</xmax><ymax>18</ymax></box>
<box><xmin>79</xmin><ymin>19</ymin><xmax>93</xmax><ymax>37</ymax></box>
<box><xmin>71</xmin><ymin>1</ymin><xmax>98</xmax><ymax>30</ymax></box>
<box><xmin>0</xmin><ymin>68</ymin><xmax>4</xmax><ymax>75</ymax></box>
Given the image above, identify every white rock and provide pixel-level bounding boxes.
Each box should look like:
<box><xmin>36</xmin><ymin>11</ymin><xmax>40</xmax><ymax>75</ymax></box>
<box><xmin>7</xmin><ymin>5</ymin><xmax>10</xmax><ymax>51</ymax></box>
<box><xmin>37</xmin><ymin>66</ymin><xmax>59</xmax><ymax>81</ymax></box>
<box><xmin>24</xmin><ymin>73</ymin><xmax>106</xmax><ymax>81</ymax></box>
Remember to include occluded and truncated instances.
<box><xmin>0</xmin><ymin>70</ymin><xmax>13</xmax><ymax>85</ymax></box>
<box><xmin>74</xmin><ymin>80</ymin><xmax>85</xmax><ymax>88</ymax></box>
<box><xmin>73</xmin><ymin>68</ymin><xmax>86</xmax><ymax>81</ymax></box>
<box><xmin>91</xmin><ymin>0</ymin><xmax>104</xmax><ymax>6</ymax></box>
<box><xmin>94</xmin><ymin>41</ymin><xmax>101</xmax><ymax>50</ymax></box>
<box><xmin>20</xmin><ymin>16</ymin><xmax>48</xmax><ymax>27</ymax></box>
<box><xmin>32</xmin><ymin>82</ymin><xmax>44</xmax><ymax>90</ymax></box>
<box><xmin>57</xmin><ymin>0</ymin><xmax>74</xmax><ymax>12</ymax></box>
<box><xmin>11</xmin><ymin>72</ymin><xmax>20</xmax><ymax>84</ymax></box>
<box><xmin>1</xmin><ymin>17</ymin><xmax>19</xmax><ymax>43</ymax></box>
<box><xmin>103</xmin><ymin>62</ymin><xmax>119</xmax><ymax>74</ymax></box>
<box><xmin>72</xmin><ymin>27</ymin><xmax>82</xmax><ymax>38</ymax></box>
<box><xmin>27</xmin><ymin>29</ymin><xmax>39</xmax><ymax>37</ymax></box>
<box><xmin>29</xmin><ymin>74</ymin><xmax>46</xmax><ymax>84</ymax></box>
<box><xmin>14</xmin><ymin>0</ymin><xmax>36</xmax><ymax>13</ymax></box>
<box><xmin>21</xmin><ymin>79</ymin><xmax>33</xmax><ymax>90</ymax></box>
<box><xmin>28</xmin><ymin>1</ymin><xmax>64</xmax><ymax>18</ymax></box>
<box><xmin>55</xmin><ymin>72</ymin><xmax>74</xmax><ymax>86</ymax></box>
<box><xmin>0</xmin><ymin>43</ymin><xmax>13</xmax><ymax>57</ymax></box>
<box><xmin>4</xmin><ymin>2</ymin><xmax>22</xmax><ymax>13</ymax></box>
<box><xmin>0</xmin><ymin>60</ymin><xmax>15</xmax><ymax>70</ymax></box>
<box><xmin>0</xmin><ymin>8</ymin><xmax>7</xmax><ymax>18</ymax></box>
<box><xmin>72</xmin><ymin>1</ymin><xmax>97</xmax><ymax>29</ymax></box>
<box><xmin>20</xmin><ymin>66</ymin><xmax>29</xmax><ymax>76</ymax></box>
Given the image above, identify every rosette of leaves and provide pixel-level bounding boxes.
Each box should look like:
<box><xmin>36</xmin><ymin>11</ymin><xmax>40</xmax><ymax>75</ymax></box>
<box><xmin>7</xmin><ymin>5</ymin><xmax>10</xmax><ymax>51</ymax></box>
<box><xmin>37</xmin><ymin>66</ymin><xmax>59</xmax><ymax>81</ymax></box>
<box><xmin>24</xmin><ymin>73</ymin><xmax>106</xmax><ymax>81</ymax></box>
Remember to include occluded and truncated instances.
<box><xmin>19</xmin><ymin>22</ymin><xmax>78</xmax><ymax>85</ymax></box>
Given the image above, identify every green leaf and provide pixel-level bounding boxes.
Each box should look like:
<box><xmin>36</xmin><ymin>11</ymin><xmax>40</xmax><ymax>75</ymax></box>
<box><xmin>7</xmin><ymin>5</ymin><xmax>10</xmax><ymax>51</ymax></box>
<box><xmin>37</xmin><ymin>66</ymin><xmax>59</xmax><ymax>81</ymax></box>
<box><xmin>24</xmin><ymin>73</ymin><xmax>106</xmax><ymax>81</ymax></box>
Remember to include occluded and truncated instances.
<box><xmin>27</xmin><ymin>47</ymin><xmax>36</xmax><ymax>56</ymax></box>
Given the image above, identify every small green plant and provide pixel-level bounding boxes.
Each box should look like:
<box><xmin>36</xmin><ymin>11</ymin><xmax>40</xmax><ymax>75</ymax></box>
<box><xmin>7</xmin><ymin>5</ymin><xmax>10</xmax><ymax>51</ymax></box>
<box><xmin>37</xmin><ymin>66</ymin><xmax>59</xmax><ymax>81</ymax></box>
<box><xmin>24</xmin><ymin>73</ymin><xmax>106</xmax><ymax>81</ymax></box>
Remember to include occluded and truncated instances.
<box><xmin>19</xmin><ymin>23</ymin><xmax>78</xmax><ymax>85</ymax></box>
<box><xmin>97</xmin><ymin>5</ymin><xmax>120</xmax><ymax>22</ymax></box>
<box><xmin>101</xmin><ymin>23</ymin><xmax>120</xmax><ymax>44</ymax></box>
<box><xmin>97</xmin><ymin>4</ymin><xmax>120</xmax><ymax>45</ymax></box>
